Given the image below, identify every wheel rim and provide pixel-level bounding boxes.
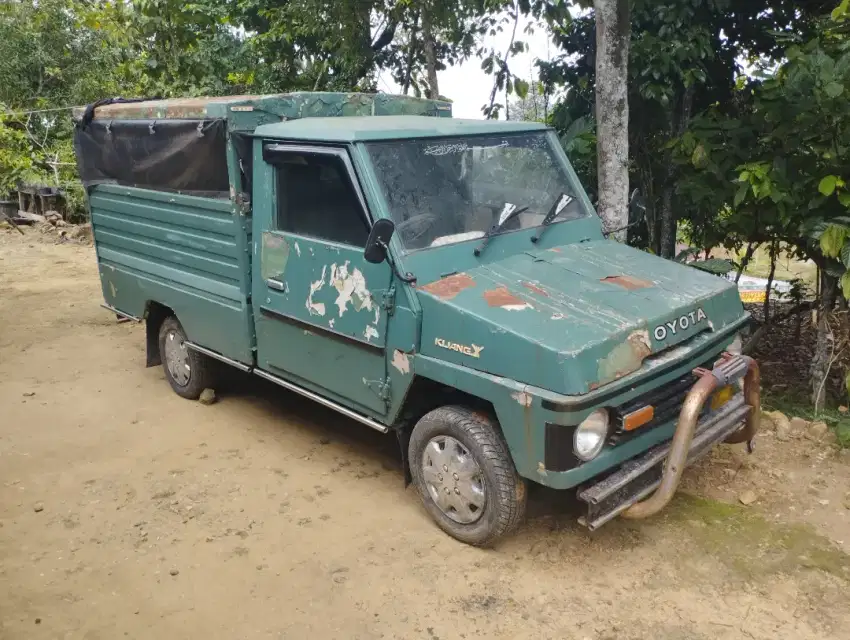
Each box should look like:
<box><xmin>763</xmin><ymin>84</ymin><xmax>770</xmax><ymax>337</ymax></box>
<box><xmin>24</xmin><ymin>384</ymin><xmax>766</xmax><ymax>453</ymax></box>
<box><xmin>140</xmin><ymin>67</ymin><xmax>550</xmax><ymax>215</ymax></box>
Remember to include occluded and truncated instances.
<box><xmin>421</xmin><ymin>435</ymin><xmax>486</xmax><ymax>524</ymax></box>
<box><xmin>164</xmin><ymin>330</ymin><xmax>191</xmax><ymax>387</ymax></box>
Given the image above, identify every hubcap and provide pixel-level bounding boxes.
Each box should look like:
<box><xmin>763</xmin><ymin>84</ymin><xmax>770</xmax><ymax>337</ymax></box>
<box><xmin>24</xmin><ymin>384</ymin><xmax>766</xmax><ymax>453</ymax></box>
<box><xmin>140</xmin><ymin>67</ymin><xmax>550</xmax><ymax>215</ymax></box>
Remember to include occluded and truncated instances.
<box><xmin>164</xmin><ymin>331</ymin><xmax>191</xmax><ymax>386</ymax></box>
<box><xmin>421</xmin><ymin>435</ymin><xmax>485</xmax><ymax>524</ymax></box>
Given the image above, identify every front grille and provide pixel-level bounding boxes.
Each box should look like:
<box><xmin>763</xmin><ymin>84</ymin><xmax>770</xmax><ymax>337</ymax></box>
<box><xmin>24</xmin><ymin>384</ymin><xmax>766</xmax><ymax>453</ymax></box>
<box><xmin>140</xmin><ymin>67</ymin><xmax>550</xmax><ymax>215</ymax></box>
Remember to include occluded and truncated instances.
<box><xmin>608</xmin><ymin>362</ymin><xmax>713</xmax><ymax>445</ymax></box>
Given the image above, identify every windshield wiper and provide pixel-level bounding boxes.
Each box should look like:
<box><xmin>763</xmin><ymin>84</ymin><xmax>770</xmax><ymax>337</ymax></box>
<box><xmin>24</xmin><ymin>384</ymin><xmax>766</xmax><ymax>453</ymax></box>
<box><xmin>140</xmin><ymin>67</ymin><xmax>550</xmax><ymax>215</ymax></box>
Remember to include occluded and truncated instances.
<box><xmin>530</xmin><ymin>192</ymin><xmax>574</xmax><ymax>244</ymax></box>
<box><xmin>473</xmin><ymin>203</ymin><xmax>529</xmax><ymax>257</ymax></box>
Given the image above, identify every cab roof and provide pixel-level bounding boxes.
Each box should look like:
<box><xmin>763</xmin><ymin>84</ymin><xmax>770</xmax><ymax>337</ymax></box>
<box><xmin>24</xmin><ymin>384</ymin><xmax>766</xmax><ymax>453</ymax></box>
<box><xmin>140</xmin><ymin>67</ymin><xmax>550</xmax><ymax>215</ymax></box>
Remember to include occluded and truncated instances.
<box><xmin>254</xmin><ymin>115</ymin><xmax>550</xmax><ymax>142</ymax></box>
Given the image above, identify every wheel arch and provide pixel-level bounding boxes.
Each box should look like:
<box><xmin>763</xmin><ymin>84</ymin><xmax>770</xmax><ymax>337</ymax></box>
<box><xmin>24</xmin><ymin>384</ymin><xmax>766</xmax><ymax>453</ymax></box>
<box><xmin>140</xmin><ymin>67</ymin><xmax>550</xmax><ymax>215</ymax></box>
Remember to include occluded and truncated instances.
<box><xmin>144</xmin><ymin>300</ymin><xmax>175</xmax><ymax>367</ymax></box>
<box><xmin>394</xmin><ymin>375</ymin><xmax>497</xmax><ymax>486</ymax></box>
<box><xmin>399</xmin><ymin>354</ymin><xmax>540</xmax><ymax>482</ymax></box>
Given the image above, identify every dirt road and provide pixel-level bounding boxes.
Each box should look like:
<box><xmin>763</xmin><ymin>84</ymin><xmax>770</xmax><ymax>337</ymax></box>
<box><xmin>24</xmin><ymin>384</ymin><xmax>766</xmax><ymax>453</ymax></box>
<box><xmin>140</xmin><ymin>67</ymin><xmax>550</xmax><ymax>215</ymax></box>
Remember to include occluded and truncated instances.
<box><xmin>1</xmin><ymin>231</ymin><xmax>849</xmax><ymax>640</ymax></box>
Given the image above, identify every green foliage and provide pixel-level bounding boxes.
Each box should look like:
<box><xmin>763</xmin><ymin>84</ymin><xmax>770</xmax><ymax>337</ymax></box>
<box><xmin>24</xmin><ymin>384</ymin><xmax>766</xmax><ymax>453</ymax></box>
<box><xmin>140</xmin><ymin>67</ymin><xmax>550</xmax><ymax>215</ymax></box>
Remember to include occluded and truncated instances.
<box><xmin>0</xmin><ymin>116</ymin><xmax>35</xmax><ymax>196</ymax></box>
<box><xmin>507</xmin><ymin>79</ymin><xmax>549</xmax><ymax>122</ymax></box>
<box><xmin>819</xmin><ymin>175</ymin><xmax>842</xmax><ymax>196</ymax></box>
<box><xmin>0</xmin><ymin>0</ymin><xmax>516</xmax><ymax>216</ymax></box>
<box><xmin>618</xmin><ymin>1</ymin><xmax>850</xmax><ymax>309</ymax></box>
<box><xmin>542</xmin><ymin>0</ymin><xmax>833</xmax><ymax>257</ymax></box>
<box><xmin>821</xmin><ymin>224</ymin><xmax>849</xmax><ymax>258</ymax></box>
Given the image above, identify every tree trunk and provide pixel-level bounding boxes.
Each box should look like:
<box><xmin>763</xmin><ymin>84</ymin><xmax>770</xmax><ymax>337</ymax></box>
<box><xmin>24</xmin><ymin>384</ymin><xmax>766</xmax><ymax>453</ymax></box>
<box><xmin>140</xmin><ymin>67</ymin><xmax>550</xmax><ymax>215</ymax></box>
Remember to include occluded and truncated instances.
<box><xmin>735</xmin><ymin>242</ymin><xmax>756</xmax><ymax>283</ymax></box>
<box><xmin>421</xmin><ymin>5</ymin><xmax>439</xmax><ymax>99</ymax></box>
<box><xmin>402</xmin><ymin>12</ymin><xmax>420</xmax><ymax>96</ymax></box>
<box><xmin>346</xmin><ymin>0</ymin><xmax>376</xmax><ymax>88</ymax></box>
<box><xmin>763</xmin><ymin>241</ymin><xmax>777</xmax><ymax>324</ymax></box>
<box><xmin>812</xmin><ymin>271</ymin><xmax>837</xmax><ymax>411</ymax></box>
<box><xmin>659</xmin><ymin>183</ymin><xmax>676</xmax><ymax>258</ymax></box>
<box><xmin>658</xmin><ymin>87</ymin><xmax>694</xmax><ymax>258</ymax></box>
<box><xmin>594</xmin><ymin>0</ymin><xmax>631</xmax><ymax>240</ymax></box>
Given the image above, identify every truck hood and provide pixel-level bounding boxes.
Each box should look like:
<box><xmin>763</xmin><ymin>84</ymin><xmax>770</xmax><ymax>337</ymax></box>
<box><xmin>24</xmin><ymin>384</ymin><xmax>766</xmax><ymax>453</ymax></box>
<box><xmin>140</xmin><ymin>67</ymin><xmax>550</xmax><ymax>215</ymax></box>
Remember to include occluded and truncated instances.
<box><xmin>416</xmin><ymin>239</ymin><xmax>745</xmax><ymax>395</ymax></box>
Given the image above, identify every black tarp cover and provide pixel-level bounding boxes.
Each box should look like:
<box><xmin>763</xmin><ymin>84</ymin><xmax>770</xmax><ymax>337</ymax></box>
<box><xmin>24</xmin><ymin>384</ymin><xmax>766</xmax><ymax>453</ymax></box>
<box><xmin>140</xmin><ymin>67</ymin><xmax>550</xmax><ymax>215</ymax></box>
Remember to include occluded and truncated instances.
<box><xmin>74</xmin><ymin>119</ymin><xmax>230</xmax><ymax>195</ymax></box>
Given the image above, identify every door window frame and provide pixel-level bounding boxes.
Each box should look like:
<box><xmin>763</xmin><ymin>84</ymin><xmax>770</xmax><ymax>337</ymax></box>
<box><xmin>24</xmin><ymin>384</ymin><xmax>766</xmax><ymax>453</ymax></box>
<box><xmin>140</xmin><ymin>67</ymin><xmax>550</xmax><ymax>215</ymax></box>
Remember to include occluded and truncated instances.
<box><xmin>263</xmin><ymin>143</ymin><xmax>374</xmax><ymax>243</ymax></box>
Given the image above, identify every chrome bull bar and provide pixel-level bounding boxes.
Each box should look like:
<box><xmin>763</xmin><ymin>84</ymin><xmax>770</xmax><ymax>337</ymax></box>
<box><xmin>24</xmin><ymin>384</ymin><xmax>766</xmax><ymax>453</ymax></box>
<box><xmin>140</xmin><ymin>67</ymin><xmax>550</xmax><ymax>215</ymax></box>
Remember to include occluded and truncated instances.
<box><xmin>578</xmin><ymin>354</ymin><xmax>760</xmax><ymax>531</ymax></box>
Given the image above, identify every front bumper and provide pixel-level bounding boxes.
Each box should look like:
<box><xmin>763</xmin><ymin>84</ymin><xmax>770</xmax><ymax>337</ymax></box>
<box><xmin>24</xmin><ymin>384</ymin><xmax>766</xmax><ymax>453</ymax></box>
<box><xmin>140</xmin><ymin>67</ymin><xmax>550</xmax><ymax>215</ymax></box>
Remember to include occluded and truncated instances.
<box><xmin>577</xmin><ymin>354</ymin><xmax>760</xmax><ymax>530</ymax></box>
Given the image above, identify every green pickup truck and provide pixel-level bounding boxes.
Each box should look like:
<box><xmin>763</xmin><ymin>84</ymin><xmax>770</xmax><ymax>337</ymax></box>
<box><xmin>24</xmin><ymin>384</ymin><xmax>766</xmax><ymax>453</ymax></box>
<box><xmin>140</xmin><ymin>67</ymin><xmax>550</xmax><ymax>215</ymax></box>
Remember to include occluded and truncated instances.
<box><xmin>73</xmin><ymin>92</ymin><xmax>760</xmax><ymax>546</ymax></box>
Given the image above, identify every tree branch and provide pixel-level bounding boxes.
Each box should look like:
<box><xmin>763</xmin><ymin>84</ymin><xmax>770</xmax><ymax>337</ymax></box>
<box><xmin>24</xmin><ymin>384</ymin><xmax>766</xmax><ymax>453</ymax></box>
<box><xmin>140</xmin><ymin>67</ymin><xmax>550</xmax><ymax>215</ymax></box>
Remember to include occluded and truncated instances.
<box><xmin>486</xmin><ymin>3</ymin><xmax>520</xmax><ymax>118</ymax></box>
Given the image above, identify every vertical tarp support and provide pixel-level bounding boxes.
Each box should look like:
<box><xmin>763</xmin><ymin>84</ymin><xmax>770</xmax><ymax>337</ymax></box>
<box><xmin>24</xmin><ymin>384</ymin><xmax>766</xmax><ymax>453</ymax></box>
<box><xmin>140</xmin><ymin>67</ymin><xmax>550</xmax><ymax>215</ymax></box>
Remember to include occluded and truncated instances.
<box><xmin>226</xmin><ymin>130</ymin><xmax>257</xmax><ymax>361</ymax></box>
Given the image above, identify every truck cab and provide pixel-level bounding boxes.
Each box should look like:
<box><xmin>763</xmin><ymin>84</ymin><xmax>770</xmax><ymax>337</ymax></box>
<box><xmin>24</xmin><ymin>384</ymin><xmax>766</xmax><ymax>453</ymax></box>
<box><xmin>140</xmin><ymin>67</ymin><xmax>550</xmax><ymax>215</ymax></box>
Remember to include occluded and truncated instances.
<box><xmin>74</xmin><ymin>94</ymin><xmax>760</xmax><ymax>546</ymax></box>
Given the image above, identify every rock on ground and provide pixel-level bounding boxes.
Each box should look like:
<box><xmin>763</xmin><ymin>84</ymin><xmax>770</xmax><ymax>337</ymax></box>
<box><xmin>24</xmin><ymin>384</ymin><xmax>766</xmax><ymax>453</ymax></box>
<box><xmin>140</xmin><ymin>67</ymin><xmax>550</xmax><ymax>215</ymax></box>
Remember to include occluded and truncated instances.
<box><xmin>765</xmin><ymin>410</ymin><xmax>792</xmax><ymax>441</ymax></box>
<box><xmin>739</xmin><ymin>490</ymin><xmax>758</xmax><ymax>505</ymax></box>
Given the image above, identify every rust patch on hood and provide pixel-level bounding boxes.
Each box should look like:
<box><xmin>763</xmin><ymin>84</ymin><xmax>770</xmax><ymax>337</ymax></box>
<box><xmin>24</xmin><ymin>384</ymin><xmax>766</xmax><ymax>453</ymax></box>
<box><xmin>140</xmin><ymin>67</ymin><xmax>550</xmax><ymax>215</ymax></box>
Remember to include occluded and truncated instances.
<box><xmin>600</xmin><ymin>275</ymin><xmax>653</xmax><ymax>290</ymax></box>
<box><xmin>521</xmin><ymin>281</ymin><xmax>549</xmax><ymax>297</ymax></box>
<box><xmin>420</xmin><ymin>273</ymin><xmax>476</xmax><ymax>300</ymax></box>
<box><xmin>483</xmin><ymin>286</ymin><xmax>531</xmax><ymax>310</ymax></box>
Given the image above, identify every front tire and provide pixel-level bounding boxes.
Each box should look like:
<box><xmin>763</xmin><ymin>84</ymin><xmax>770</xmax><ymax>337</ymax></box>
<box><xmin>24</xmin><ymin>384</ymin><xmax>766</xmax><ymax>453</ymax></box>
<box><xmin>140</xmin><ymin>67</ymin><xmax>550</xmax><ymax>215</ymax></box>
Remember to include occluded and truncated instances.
<box><xmin>158</xmin><ymin>316</ymin><xmax>215</xmax><ymax>399</ymax></box>
<box><xmin>408</xmin><ymin>406</ymin><xmax>527</xmax><ymax>546</ymax></box>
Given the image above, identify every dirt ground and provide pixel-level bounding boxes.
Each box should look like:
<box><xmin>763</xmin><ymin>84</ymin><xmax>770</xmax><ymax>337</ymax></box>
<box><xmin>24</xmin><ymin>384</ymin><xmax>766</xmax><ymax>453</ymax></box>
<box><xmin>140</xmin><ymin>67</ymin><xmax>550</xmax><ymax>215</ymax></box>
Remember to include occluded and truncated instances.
<box><xmin>2</xmin><ymin>230</ymin><xmax>850</xmax><ymax>640</ymax></box>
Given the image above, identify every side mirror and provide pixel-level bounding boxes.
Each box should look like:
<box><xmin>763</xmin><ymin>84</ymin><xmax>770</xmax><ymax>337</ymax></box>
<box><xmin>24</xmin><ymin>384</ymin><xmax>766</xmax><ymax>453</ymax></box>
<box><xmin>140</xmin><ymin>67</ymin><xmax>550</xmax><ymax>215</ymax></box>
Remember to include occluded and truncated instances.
<box><xmin>364</xmin><ymin>218</ymin><xmax>395</xmax><ymax>264</ymax></box>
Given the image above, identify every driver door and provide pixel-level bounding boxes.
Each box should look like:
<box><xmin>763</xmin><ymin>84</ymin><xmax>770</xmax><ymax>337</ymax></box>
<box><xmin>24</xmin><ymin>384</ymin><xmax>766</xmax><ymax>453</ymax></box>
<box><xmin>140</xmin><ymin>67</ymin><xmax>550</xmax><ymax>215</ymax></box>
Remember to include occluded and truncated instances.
<box><xmin>253</xmin><ymin>145</ymin><xmax>392</xmax><ymax>416</ymax></box>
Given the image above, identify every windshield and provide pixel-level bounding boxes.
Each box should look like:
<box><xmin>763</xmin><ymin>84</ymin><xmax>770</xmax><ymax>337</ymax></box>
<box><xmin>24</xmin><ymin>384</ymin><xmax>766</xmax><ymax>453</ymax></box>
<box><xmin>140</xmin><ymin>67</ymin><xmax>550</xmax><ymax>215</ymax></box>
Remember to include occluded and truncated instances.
<box><xmin>365</xmin><ymin>132</ymin><xmax>588</xmax><ymax>251</ymax></box>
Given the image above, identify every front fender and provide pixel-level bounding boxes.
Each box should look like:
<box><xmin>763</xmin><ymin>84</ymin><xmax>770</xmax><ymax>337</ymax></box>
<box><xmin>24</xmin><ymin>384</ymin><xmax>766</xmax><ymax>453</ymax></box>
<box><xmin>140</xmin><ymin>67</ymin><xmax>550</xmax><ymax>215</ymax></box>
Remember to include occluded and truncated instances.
<box><xmin>413</xmin><ymin>354</ymin><xmax>555</xmax><ymax>481</ymax></box>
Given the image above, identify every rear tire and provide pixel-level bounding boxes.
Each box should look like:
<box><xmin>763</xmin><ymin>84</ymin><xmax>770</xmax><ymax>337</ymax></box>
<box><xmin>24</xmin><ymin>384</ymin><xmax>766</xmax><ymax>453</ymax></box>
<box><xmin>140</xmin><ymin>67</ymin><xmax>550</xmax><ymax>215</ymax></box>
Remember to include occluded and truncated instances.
<box><xmin>408</xmin><ymin>405</ymin><xmax>527</xmax><ymax>546</ymax></box>
<box><xmin>158</xmin><ymin>316</ymin><xmax>215</xmax><ymax>399</ymax></box>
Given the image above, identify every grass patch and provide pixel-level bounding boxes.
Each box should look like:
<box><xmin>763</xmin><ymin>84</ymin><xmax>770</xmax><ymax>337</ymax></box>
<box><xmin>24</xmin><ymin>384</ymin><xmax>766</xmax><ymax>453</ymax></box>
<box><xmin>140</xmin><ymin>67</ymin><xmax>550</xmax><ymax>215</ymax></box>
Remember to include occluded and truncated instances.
<box><xmin>669</xmin><ymin>494</ymin><xmax>850</xmax><ymax>581</ymax></box>
<box><xmin>712</xmin><ymin>245</ymin><xmax>818</xmax><ymax>289</ymax></box>
<box><xmin>836</xmin><ymin>422</ymin><xmax>850</xmax><ymax>448</ymax></box>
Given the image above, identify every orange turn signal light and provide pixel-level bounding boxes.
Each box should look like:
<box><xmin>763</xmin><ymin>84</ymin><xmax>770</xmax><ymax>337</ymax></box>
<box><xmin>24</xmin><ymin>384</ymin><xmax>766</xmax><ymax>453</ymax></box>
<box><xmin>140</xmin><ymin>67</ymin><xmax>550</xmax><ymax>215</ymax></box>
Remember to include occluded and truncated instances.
<box><xmin>622</xmin><ymin>405</ymin><xmax>655</xmax><ymax>431</ymax></box>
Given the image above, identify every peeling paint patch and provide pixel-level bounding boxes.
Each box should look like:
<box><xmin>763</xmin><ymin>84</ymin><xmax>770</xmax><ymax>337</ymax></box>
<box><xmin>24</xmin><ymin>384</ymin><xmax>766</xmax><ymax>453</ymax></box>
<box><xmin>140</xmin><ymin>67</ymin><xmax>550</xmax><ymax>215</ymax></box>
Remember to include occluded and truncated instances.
<box><xmin>328</xmin><ymin>319</ymin><xmax>335</xmax><ymax>328</ymax></box>
<box><xmin>108</xmin><ymin>281</ymin><xmax>117</xmax><ymax>297</ymax></box>
<box><xmin>391</xmin><ymin>349</ymin><xmax>411</xmax><ymax>375</ymax></box>
<box><xmin>306</xmin><ymin>266</ymin><xmax>327</xmax><ymax>316</ymax></box>
<box><xmin>364</xmin><ymin>325</ymin><xmax>379</xmax><ymax>342</ymax></box>
<box><xmin>551</xmin><ymin>313</ymin><xmax>566</xmax><ymax>320</ymax></box>
<box><xmin>600</xmin><ymin>275</ymin><xmax>653</xmax><ymax>290</ymax></box>
<box><xmin>373</xmin><ymin>306</ymin><xmax>380</xmax><ymax>326</ymax></box>
<box><xmin>261</xmin><ymin>232</ymin><xmax>290</xmax><ymax>281</ymax></box>
<box><xmin>547</xmin><ymin>247</ymin><xmax>562</xmax><ymax>253</ymax></box>
<box><xmin>330</xmin><ymin>261</ymin><xmax>373</xmax><ymax>316</ymax></box>
<box><xmin>294</xmin><ymin>242</ymin><xmax>301</xmax><ymax>257</ymax></box>
<box><xmin>521</xmin><ymin>281</ymin><xmax>549</xmax><ymax>297</ymax></box>
<box><xmin>483</xmin><ymin>286</ymin><xmax>532</xmax><ymax>310</ymax></box>
<box><xmin>596</xmin><ymin>329</ymin><xmax>653</xmax><ymax>388</ymax></box>
<box><xmin>420</xmin><ymin>273</ymin><xmax>476</xmax><ymax>300</ymax></box>
<box><xmin>512</xmin><ymin>391</ymin><xmax>533</xmax><ymax>407</ymax></box>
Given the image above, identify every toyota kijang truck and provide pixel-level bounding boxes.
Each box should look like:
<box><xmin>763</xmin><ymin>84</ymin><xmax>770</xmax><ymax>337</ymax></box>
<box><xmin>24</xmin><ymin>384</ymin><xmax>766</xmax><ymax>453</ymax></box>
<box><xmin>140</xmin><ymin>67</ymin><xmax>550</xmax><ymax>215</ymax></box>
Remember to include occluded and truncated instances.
<box><xmin>72</xmin><ymin>92</ymin><xmax>760</xmax><ymax>546</ymax></box>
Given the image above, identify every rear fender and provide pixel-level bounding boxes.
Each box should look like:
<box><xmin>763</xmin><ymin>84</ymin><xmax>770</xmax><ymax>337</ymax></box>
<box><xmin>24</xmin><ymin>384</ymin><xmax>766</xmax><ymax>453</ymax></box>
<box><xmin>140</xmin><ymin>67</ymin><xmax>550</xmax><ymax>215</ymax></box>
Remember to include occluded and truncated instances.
<box><xmin>144</xmin><ymin>301</ymin><xmax>173</xmax><ymax>367</ymax></box>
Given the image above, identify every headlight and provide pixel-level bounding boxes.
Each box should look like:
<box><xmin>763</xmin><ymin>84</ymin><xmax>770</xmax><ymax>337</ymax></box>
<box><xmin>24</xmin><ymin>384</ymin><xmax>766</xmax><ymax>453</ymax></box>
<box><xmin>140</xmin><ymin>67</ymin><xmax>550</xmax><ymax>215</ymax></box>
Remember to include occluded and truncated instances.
<box><xmin>574</xmin><ymin>409</ymin><xmax>609</xmax><ymax>461</ymax></box>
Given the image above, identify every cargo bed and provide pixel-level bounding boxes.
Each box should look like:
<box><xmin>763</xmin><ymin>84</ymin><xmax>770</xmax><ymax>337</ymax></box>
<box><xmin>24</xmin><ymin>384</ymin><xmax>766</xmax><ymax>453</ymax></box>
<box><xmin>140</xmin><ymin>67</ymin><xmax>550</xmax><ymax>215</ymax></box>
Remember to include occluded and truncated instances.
<box><xmin>92</xmin><ymin>184</ymin><xmax>255</xmax><ymax>364</ymax></box>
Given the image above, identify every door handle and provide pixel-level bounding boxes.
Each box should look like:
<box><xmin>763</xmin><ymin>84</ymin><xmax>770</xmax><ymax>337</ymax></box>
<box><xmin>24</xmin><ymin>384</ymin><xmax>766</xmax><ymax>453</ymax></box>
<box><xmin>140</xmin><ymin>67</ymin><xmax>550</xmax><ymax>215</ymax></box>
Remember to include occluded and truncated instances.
<box><xmin>266</xmin><ymin>278</ymin><xmax>287</xmax><ymax>292</ymax></box>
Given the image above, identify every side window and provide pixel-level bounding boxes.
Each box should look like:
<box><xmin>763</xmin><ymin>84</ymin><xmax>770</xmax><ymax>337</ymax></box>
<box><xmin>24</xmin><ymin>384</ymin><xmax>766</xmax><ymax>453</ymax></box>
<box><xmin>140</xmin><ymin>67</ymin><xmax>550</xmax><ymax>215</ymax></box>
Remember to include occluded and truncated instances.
<box><xmin>273</xmin><ymin>152</ymin><xmax>370</xmax><ymax>246</ymax></box>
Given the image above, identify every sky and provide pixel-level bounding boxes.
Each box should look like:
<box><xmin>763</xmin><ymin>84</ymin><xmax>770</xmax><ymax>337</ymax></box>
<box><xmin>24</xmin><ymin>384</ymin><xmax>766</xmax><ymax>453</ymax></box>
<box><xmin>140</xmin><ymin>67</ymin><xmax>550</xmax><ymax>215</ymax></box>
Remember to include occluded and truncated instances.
<box><xmin>376</xmin><ymin>15</ymin><xmax>558</xmax><ymax>120</ymax></box>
